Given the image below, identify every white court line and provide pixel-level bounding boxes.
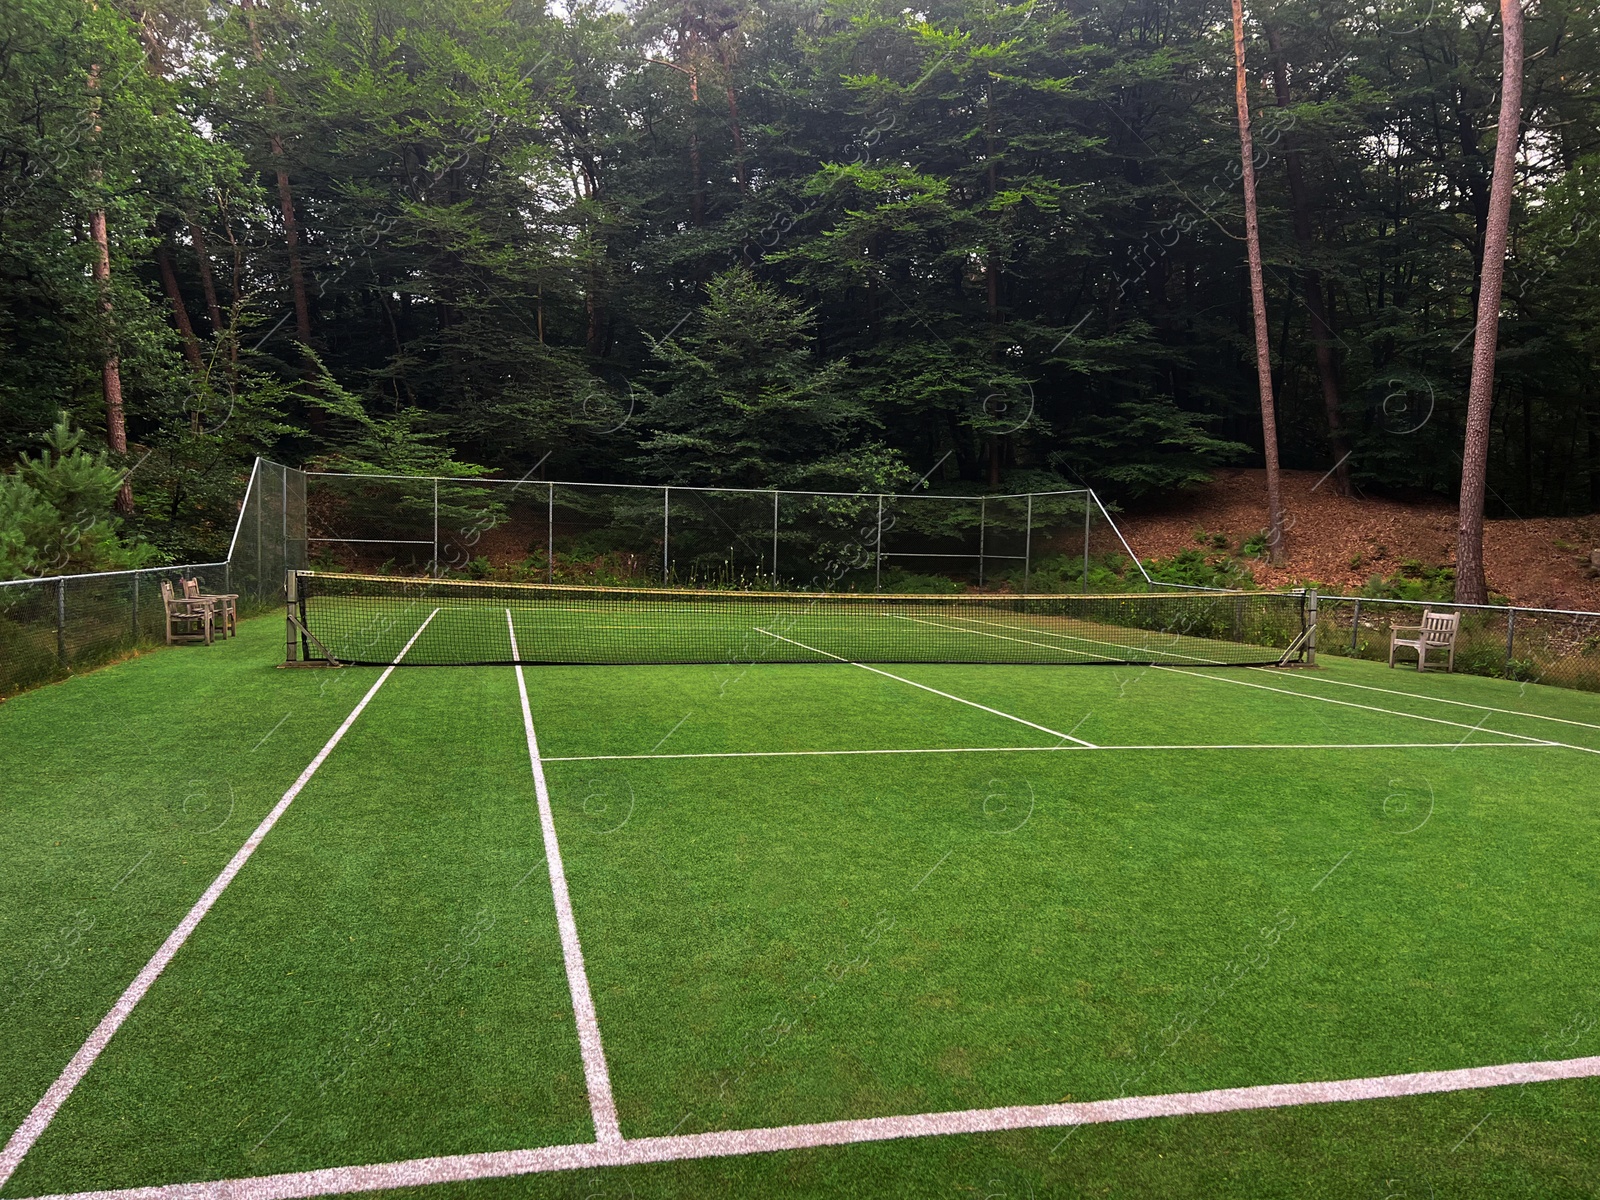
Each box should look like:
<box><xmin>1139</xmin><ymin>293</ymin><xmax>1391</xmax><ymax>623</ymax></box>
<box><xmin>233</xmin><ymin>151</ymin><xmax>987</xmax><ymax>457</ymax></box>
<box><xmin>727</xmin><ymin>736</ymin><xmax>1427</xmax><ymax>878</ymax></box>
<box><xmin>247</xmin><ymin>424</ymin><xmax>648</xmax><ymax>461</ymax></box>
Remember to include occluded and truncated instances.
<box><xmin>1152</xmin><ymin>666</ymin><xmax>1565</xmax><ymax>749</ymax></box>
<box><xmin>887</xmin><ymin>614</ymin><xmax>1097</xmax><ymax>661</ymax></box>
<box><xmin>1245</xmin><ymin>667</ymin><xmax>1600</xmax><ymax>733</ymax></box>
<box><xmin>542</xmin><ymin>742</ymin><xmax>1553</xmax><ymax>763</ymax></box>
<box><xmin>0</xmin><ymin>609</ymin><xmax>442</xmax><ymax>1191</ymax></box>
<box><xmin>753</xmin><ymin>628</ymin><xmax>1096</xmax><ymax>747</ymax></box>
<box><xmin>18</xmin><ymin>1054</ymin><xmax>1600</xmax><ymax>1200</ymax></box>
<box><xmin>506</xmin><ymin>610</ymin><xmax>621</xmax><ymax>1145</ymax></box>
<box><xmin>949</xmin><ymin>614</ymin><xmax>1217</xmax><ymax>664</ymax></box>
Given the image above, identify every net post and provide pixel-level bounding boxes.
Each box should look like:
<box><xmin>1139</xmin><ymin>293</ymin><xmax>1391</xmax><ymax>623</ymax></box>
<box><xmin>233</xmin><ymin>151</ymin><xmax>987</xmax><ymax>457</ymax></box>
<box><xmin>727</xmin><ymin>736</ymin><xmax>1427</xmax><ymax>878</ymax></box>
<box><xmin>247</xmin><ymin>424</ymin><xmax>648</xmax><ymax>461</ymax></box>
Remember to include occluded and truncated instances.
<box><xmin>1350</xmin><ymin>597</ymin><xmax>1361</xmax><ymax>653</ymax></box>
<box><xmin>547</xmin><ymin>483</ymin><xmax>554</xmax><ymax>582</ymax></box>
<box><xmin>875</xmin><ymin>495</ymin><xmax>884</xmax><ymax>591</ymax></box>
<box><xmin>771</xmin><ymin>490</ymin><xmax>779</xmax><ymax>584</ymax></box>
<box><xmin>1505</xmin><ymin>608</ymin><xmax>1517</xmax><ymax>676</ymax></box>
<box><xmin>1023</xmin><ymin>494</ymin><xmax>1033</xmax><ymax>594</ymax></box>
<box><xmin>663</xmin><ymin>486</ymin><xmax>670</xmax><ymax>583</ymax></box>
<box><xmin>1305</xmin><ymin>588</ymin><xmax>1318</xmax><ymax>665</ymax></box>
<box><xmin>432</xmin><ymin>479</ymin><xmax>440</xmax><ymax>578</ymax></box>
<box><xmin>55</xmin><ymin>577</ymin><xmax>67</xmax><ymax>666</ymax></box>
<box><xmin>285</xmin><ymin>570</ymin><xmax>299</xmax><ymax>663</ymax></box>
<box><xmin>978</xmin><ymin>499</ymin><xmax>986</xmax><ymax>585</ymax></box>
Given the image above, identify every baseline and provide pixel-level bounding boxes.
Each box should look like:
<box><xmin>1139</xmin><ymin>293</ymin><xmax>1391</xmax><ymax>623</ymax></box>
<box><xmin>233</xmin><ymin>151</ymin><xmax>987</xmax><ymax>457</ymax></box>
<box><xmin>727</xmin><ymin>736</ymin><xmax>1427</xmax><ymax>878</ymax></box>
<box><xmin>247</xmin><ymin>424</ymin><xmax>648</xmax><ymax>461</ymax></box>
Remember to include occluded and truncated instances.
<box><xmin>19</xmin><ymin>1055</ymin><xmax>1600</xmax><ymax>1200</ymax></box>
<box><xmin>752</xmin><ymin>628</ymin><xmax>1096</xmax><ymax>747</ymax></box>
<box><xmin>0</xmin><ymin>609</ymin><xmax>442</xmax><ymax>1190</ymax></box>
<box><xmin>543</xmin><ymin>742</ymin><xmax>1553</xmax><ymax>763</ymax></box>
<box><xmin>506</xmin><ymin>611</ymin><xmax>621</xmax><ymax>1144</ymax></box>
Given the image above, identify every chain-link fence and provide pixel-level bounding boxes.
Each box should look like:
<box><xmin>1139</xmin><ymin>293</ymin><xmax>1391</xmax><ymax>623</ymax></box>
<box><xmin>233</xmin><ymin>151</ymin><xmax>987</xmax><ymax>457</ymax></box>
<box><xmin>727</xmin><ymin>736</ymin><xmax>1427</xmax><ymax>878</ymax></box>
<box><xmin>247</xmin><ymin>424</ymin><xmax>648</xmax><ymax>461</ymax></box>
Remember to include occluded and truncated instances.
<box><xmin>229</xmin><ymin>458</ymin><xmax>309</xmax><ymax>601</ymax></box>
<box><xmin>0</xmin><ymin>563</ymin><xmax>235</xmax><ymax>696</ymax></box>
<box><xmin>302</xmin><ymin>474</ymin><xmax>1154</xmax><ymax>594</ymax></box>
<box><xmin>1315</xmin><ymin>596</ymin><xmax>1600</xmax><ymax>693</ymax></box>
<box><xmin>0</xmin><ymin>458</ymin><xmax>307</xmax><ymax>697</ymax></box>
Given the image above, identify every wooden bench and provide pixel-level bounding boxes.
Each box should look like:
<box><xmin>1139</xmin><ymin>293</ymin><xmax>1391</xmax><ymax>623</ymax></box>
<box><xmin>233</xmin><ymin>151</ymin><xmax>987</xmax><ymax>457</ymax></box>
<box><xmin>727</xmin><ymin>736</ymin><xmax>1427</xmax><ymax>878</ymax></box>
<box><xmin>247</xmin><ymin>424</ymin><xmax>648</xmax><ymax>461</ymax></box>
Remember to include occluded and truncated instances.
<box><xmin>161</xmin><ymin>580</ymin><xmax>216</xmax><ymax>646</ymax></box>
<box><xmin>1388</xmin><ymin>609</ymin><xmax>1460</xmax><ymax>672</ymax></box>
<box><xmin>182</xmin><ymin>576</ymin><xmax>238</xmax><ymax>638</ymax></box>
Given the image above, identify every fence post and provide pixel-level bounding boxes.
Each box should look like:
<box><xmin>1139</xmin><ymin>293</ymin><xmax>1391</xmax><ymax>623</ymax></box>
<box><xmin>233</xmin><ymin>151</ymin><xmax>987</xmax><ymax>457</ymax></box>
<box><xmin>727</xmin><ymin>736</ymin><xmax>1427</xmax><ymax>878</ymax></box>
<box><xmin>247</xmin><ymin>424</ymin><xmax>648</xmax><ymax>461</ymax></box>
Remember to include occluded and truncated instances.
<box><xmin>978</xmin><ymin>499</ymin><xmax>987</xmax><ymax>585</ymax></box>
<box><xmin>1350</xmin><ymin>597</ymin><xmax>1361</xmax><ymax>654</ymax></box>
<box><xmin>1505</xmin><ymin>608</ymin><xmax>1517</xmax><ymax>677</ymax></box>
<box><xmin>132</xmin><ymin>573</ymin><xmax>139</xmax><ymax>641</ymax></box>
<box><xmin>771</xmin><ymin>490</ymin><xmax>779</xmax><ymax>584</ymax></box>
<box><xmin>875</xmin><ymin>495</ymin><xmax>884</xmax><ymax>591</ymax></box>
<box><xmin>432</xmin><ymin>479</ymin><xmax>440</xmax><ymax>577</ymax></box>
<box><xmin>662</xmin><ymin>487</ymin><xmax>671</xmax><ymax>582</ymax></box>
<box><xmin>55</xmin><ymin>577</ymin><xmax>67</xmax><ymax>667</ymax></box>
<box><xmin>1023</xmin><ymin>494</ymin><xmax>1033</xmax><ymax>594</ymax></box>
<box><xmin>547</xmin><ymin>483</ymin><xmax>555</xmax><ymax>582</ymax></box>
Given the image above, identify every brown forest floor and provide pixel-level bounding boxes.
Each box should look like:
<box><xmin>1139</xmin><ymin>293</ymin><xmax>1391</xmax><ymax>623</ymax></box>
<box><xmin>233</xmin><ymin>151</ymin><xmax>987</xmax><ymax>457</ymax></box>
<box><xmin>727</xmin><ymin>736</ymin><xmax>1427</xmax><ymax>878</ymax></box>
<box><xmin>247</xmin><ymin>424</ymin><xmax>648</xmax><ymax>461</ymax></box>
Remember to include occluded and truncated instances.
<box><xmin>1116</xmin><ymin>467</ymin><xmax>1600</xmax><ymax>611</ymax></box>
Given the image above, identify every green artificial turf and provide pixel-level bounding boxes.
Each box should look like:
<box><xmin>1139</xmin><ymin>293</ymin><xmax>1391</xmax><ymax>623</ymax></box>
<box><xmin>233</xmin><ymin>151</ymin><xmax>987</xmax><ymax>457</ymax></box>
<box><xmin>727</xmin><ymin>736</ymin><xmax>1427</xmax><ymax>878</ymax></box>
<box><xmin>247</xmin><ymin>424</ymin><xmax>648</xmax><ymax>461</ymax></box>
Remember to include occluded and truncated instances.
<box><xmin>1</xmin><ymin>614</ymin><xmax>1597</xmax><ymax>1198</ymax></box>
<box><xmin>297</xmin><ymin>590</ymin><xmax>1305</xmax><ymax>668</ymax></box>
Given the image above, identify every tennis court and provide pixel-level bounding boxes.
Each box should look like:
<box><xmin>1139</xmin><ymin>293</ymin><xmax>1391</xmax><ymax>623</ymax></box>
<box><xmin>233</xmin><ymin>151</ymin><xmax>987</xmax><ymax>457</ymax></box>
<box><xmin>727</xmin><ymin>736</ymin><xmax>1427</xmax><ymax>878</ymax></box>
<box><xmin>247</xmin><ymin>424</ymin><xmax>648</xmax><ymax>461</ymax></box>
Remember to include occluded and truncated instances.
<box><xmin>2</xmin><ymin>593</ymin><xmax>1598</xmax><ymax>1198</ymax></box>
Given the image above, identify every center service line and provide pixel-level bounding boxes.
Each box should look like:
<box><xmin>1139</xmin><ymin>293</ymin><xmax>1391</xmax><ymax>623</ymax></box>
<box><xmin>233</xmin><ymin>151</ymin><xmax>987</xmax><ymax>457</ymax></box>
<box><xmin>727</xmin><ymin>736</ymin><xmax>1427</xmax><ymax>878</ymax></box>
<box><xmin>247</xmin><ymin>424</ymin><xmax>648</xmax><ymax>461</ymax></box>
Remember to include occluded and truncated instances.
<box><xmin>506</xmin><ymin>610</ymin><xmax>622</xmax><ymax>1144</ymax></box>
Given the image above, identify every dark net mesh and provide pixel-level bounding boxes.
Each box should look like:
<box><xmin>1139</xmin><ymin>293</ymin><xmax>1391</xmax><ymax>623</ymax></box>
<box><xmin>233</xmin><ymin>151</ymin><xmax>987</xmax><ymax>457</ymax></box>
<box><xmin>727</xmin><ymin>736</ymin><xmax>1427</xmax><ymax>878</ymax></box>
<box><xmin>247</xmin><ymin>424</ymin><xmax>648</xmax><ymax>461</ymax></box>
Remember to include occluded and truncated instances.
<box><xmin>291</xmin><ymin>572</ymin><xmax>1309</xmax><ymax>667</ymax></box>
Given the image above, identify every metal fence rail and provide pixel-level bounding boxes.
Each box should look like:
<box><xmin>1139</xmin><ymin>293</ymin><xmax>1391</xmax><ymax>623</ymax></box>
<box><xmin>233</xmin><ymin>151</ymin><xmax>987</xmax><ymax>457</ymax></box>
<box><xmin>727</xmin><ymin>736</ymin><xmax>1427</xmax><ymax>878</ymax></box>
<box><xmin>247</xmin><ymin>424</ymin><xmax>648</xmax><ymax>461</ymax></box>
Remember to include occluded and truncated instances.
<box><xmin>0</xmin><ymin>563</ymin><xmax>234</xmax><ymax>695</ymax></box>
<box><xmin>301</xmin><ymin>472</ymin><xmax>1157</xmax><ymax>594</ymax></box>
<box><xmin>0</xmin><ymin>458</ymin><xmax>307</xmax><ymax>697</ymax></box>
<box><xmin>1314</xmin><ymin>595</ymin><xmax>1600</xmax><ymax>692</ymax></box>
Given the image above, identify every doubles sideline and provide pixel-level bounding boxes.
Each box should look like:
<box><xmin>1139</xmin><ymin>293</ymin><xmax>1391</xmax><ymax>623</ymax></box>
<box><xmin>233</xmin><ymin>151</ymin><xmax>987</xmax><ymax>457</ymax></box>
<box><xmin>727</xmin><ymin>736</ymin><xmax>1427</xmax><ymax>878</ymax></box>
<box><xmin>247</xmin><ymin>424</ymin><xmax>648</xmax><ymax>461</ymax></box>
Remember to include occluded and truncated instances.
<box><xmin>0</xmin><ymin>610</ymin><xmax>442</xmax><ymax>1191</ymax></box>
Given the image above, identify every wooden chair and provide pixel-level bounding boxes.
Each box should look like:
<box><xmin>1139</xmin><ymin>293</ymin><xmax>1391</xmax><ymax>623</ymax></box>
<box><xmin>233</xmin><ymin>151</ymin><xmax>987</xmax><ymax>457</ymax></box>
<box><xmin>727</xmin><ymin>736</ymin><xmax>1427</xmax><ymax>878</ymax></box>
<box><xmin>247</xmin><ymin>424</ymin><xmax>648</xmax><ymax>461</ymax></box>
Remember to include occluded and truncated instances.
<box><xmin>1388</xmin><ymin>609</ymin><xmax>1460</xmax><ymax>672</ymax></box>
<box><xmin>182</xmin><ymin>576</ymin><xmax>238</xmax><ymax>638</ymax></box>
<box><xmin>161</xmin><ymin>580</ymin><xmax>215</xmax><ymax>646</ymax></box>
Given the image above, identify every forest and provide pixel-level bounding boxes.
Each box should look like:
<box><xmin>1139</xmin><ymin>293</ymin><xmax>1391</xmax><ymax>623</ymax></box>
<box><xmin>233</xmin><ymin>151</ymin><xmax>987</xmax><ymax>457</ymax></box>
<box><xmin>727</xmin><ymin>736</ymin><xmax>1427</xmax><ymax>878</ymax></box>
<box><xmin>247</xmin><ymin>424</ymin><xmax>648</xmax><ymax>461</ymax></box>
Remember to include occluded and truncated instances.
<box><xmin>0</xmin><ymin>0</ymin><xmax>1596</xmax><ymax>578</ymax></box>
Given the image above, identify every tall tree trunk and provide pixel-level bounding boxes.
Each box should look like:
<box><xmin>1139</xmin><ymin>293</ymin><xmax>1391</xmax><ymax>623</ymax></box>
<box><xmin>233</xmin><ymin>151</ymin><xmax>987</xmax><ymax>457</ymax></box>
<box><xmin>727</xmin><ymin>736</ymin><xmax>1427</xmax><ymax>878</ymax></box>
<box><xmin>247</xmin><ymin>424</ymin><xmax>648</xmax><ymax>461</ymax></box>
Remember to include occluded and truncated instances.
<box><xmin>86</xmin><ymin>60</ymin><xmax>132</xmax><ymax>513</ymax></box>
<box><xmin>189</xmin><ymin>217</ymin><xmax>225</xmax><ymax>335</ymax></box>
<box><xmin>1231</xmin><ymin>0</ymin><xmax>1286</xmax><ymax>563</ymax></box>
<box><xmin>89</xmin><ymin>209</ymin><xmax>132</xmax><ymax>513</ymax></box>
<box><xmin>1265</xmin><ymin>22</ymin><xmax>1350</xmax><ymax>496</ymax></box>
<box><xmin>1456</xmin><ymin>0</ymin><xmax>1524</xmax><ymax>605</ymax></box>
<box><xmin>239</xmin><ymin>0</ymin><xmax>313</xmax><ymax>348</ymax></box>
<box><xmin>688</xmin><ymin>67</ymin><xmax>703</xmax><ymax>227</ymax></box>
<box><xmin>155</xmin><ymin>234</ymin><xmax>204</xmax><ymax>372</ymax></box>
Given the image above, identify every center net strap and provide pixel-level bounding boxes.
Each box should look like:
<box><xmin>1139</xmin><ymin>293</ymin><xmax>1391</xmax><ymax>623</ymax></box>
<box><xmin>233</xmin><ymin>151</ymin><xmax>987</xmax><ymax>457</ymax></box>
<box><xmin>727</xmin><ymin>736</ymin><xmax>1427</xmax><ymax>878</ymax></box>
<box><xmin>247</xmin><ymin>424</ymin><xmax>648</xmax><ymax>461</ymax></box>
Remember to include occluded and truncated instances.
<box><xmin>292</xmin><ymin>573</ymin><xmax>1308</xmax><ymax>668</ymax></box>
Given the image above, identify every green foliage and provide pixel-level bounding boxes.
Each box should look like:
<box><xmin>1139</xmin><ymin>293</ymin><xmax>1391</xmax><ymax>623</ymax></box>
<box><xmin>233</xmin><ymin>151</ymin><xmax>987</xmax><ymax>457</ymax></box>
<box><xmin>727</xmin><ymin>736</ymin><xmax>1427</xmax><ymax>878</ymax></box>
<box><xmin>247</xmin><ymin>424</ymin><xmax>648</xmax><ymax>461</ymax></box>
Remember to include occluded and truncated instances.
<box><xmin>0</xmin><ymin>417</ymin><xmax>161</xmax><ymax>578</ymax></box>
<box><xmin>1145</xmin><ymin>549</ymin><xmax>1259</xmax><ymax>591</ymax></box>
<box><xmin>635</xmin><ymin>268</ymin><xmax>908</xmax><ymax>490</ymax></box>
<box><xmin>1357</xmin><ymin>560</ymin><xmax>1468</xmax><ymax>603</ymax></box>
<box><xmin>2</xmin><ymin>0</ymin><xmax>1600</xmax><ymax>569</ymax></box>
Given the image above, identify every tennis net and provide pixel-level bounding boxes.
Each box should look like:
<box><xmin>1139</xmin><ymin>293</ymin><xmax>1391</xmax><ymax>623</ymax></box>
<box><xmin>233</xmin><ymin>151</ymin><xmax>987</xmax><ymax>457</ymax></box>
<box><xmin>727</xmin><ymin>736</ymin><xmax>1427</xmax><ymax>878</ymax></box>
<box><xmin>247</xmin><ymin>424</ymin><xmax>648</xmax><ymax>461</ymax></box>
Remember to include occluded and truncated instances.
<box><xmin>289</xmin><ymin>572</ymin><xmax>1310</xmax><ymax>667</ymax></box>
